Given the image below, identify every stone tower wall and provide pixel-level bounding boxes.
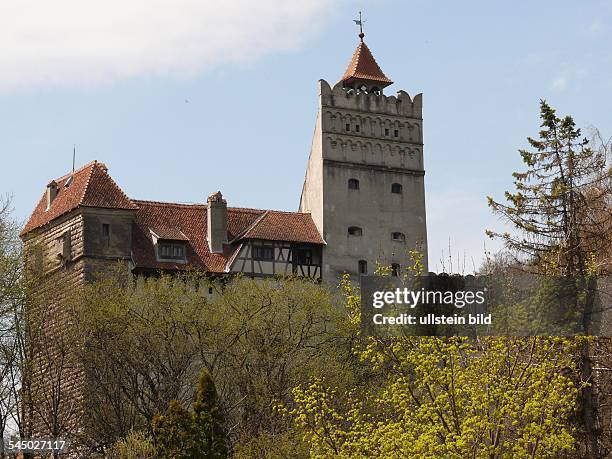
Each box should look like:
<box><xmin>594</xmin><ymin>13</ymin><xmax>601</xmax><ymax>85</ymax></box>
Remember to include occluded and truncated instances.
<box><xmin>300</xmin><ymin>79</ymin><xmax>428</xmax><ymax>280</ymax></box>
<box><xmin>22</xmin><ymin>207</ymin><xmax>134</xmax><ymax>445</ymax></box>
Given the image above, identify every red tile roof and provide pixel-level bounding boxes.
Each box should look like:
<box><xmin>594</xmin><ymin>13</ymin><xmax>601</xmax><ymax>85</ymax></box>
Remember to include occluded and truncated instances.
<box><xmin>21</xmin><ymin>161</ymin><xmax>138</xmax><ymax>236</ymax></box>
<box><xmin>239</xmin><ymin>210</ymin><xmax>324</xmax><ymax>244</ymax></box>
<box><xmin>341</xmin><ymin>40</ymin><xmax>393</xmax><ymax>88</ymax></box>
<box><xmin>132</xmin><ymin>201</ymin><xmax>323</xmax><ymax>273</ymax></box>
<box><xmin>23</xmin><ymin>162</ymin><xmax>324</xmax><ymax>273</ymax></box>
<box><xmin>150</xmin><ymin>226</ymin><xmax>189</xmax><ymax>241</ymax></box>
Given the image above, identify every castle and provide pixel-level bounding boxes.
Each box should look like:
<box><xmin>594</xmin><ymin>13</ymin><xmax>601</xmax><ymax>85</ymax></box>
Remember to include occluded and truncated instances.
<box><xmin>21</xmin><ymin>31</ymin><xmax>428</xmax><ymax>282</ymax></box>
<box><xmin>18</xmin><ymin>29</ymin><xmax>428</xmax><ymax>445</ymax></box>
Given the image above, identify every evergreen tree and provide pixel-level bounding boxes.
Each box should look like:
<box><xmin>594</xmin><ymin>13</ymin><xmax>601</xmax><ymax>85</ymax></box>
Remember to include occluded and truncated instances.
<box><xmin>487</xmin><ymin>101</ymin><xmax>612</xmax><ymax>456</ymax></box>
<box><xmin>152</xmin><ymin>369</ymin><xmax>228</xmax><ymax>458</ymax></box>
<box><xmin>487</xmin><ymin>100</ymin><xmax>611</xmax><ymax>275</ymax></box>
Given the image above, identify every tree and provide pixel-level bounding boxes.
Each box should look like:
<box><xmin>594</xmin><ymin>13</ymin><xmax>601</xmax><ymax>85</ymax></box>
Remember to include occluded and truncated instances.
<box><xmin>152</xmin><ymin>369</ymin><xmax>228</xmax><ymax>458</ymax></box>
<box><xmin>74</xmin><ymin>272</ymin><xmax>353</xmax><ymax>453</ymax></box>
<box><xmin>487</xmin><ymin>100</ymin><xmax>611</xmax><ymax>276</ymax></box>
<box><xmin>285</xmin><ymin>272</ymin><xmax>582</xmax><ymax>458</ymax></box>
<box><xmin>487</xmin><ymin>102</ymin><xmax>612</xmax><ymax>456</ymax></box>
<box><xmin>0</xmin><ymin>196</ymin><xmax>24</xmax><ymax>455</ymax></box>
<box><xmin>107</xmin><ymin>429</ymin><xmax>156</xmax><ymax>459</ymax></box>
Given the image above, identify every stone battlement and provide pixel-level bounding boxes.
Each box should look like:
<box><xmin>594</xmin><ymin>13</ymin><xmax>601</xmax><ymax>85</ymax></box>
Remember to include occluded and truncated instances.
<box><xmin>318</xmin><ymin>79</ymin><xmax>422</xmax><ymax>118</ymax></box>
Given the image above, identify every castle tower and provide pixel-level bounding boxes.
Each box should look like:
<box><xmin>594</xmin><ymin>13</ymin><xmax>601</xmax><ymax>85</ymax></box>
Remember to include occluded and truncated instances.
<box><xmin>299</xmin><ymin>29</ymin><xmax>428</xmax><ymax>280</ymax></box>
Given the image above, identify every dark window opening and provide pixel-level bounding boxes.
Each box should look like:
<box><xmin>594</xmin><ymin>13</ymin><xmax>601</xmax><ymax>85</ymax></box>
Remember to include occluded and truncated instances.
<box><xmin>391</xmin><ymin>232</ymin><xmax>406</xmax><ymax>242</ymax></box>
<box><xmin>391</xmin><ymin>263</ymin><xmax>400</xmax><ymax>277</ymax></box>
<box><xmin>355</xmin><ymin>124</ymin><xmax>360</xmax><ymax>132</ymax></box>
<box><xmin>296</xmin><ymin>249</ymin><xmax>313</xmax><ymax>265</ymax></box>
<box><xmin>101</xmin><ymin>223</ymin><xmax>110</xmax><ymax>247</ymax></box>
<box><xmin>391</xmin><ymin>183</ymin><xmax>403</xmax><ymax>194</ymax></box>
<box><xmin>253</xmin><ymin>245</ymin><xmax>274</xmax><ymax>261</ymax></box>
<box><xmin>158</xmin><ymin>242</ymin><xmax>186</xmax><ymax>260</ymax></box>
<box><xmin>358</xmin><ymin>260</ymin><xmax>368</xmax><ymax>275</ymax></box>
<box><xmin>208</xmin><ymin>287</ymin><xmax>214</xmax><ymax>295</ymax></box>
<box><xmin>348</xmin><ymin>178</ymin><xmax>360</xmax><ymax>190</ymax></box>
<box><xmin>394</xmin><ymin>129</ymin><xmax>399</xmax><ymax>137</ymax></box>
<box><xmin>345</xmin><ymin>123</ymin><xmax>351</xmax><ymax>132</ymax></box>
<box><xmin>348</xmin><ymin>226</ymin><xmax>363</xmax><ymax>236</ymax></box>
<box><xmin>385</xmin><ymin>128</ymin><xmax>390</xmax><ymax>136</ymax></box>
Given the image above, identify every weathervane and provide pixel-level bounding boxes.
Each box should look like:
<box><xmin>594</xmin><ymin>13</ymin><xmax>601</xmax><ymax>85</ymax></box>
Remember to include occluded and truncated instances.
<box><xmin>353</xmin><ymin>11</ymin><xmax>365</xmax><ymax>41</ymax></box>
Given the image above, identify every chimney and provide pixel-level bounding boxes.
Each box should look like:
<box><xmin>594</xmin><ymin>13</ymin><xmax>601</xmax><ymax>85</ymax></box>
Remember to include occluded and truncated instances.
<box><xmin>46</xmin><ymin>180</ymin><xmax>59</xmax><ymax>210</ymax></box>
<box><xmin>207</xmin><ymin>191</ymin><xmax>228</xmax><ymax>253</ymax></box>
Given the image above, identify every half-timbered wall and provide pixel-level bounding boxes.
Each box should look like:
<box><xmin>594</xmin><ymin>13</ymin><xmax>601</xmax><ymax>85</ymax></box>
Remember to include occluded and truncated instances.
<box><xmin>230</xmin><ymin>239</ymin><xmax>322</xmax><ymax>278</ymax></box>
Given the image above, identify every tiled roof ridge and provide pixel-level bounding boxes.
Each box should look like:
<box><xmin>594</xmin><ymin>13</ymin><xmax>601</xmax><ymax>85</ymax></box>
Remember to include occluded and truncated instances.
<box><xmin>224</xmin><ymin>242</ymin><xmax>244</xmax><ymax>272</ymax></box>
<box><xmin>133</xmin><ymin>199</ymin><xmax>312</xmax><ymax>216</ymax></box>
<box><xmin>230</xmin><ymin>210</ymin><xmax>270</xmax><ymax>243</ymax></box>
<box><xmin>81</xmin><ymin>162</ymin><xmax>138</xmax><ymax>210</ymax></box>
<box><xmin>133</xmin><ymin>199</ymin><xmax>206</xmax><ymax>208</ymax></box>
<box><xmin>54</xmin><ymin>160</ymin><xmax>98</xmax><ymax>183</ymax></box>
<box><xmin>79</xmin><ymin>162</ymin><xmax>97</xmax><ymax>206</ymax></box>
<box><xmin>20</xmin><ymin>162</ymin><xmax>98</xmax><ymax>236</ymax></box>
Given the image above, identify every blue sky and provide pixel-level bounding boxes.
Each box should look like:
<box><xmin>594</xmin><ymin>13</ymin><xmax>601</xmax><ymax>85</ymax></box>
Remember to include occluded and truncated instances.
<box><xmin>1</xmin><ymin>0</ymin><xmax>610</xmax><ymax>271</ymax></box>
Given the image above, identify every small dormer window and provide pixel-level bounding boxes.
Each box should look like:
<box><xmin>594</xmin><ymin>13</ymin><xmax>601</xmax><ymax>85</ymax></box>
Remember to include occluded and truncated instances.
<box><xmin>391</xmin><ymin>183</ymin><xmax>403</xmax><ymax>194</ymax></box>
<box><xmin>158</xmin><ymin>241</ymin><xmax>186</xmax><ymax>260</ymax></box>
<box><xmin>348</xmin><ymin>178</ymin><xmax>360</xmax><ymax>190</ymax></box>
<box><xmin>391</xmin><ymin>232</ymin><xmax>406</xmax><ymax>242</ymax></box>
<box><xmin>348</xmin><ymin>226</ymin><xmax>363</xmax><ymax>236</ymax></box>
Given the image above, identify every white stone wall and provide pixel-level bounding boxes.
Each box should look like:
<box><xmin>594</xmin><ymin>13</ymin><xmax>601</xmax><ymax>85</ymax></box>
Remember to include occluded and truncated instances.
<box><xmin>300</xmin><ymin>79</ymin><xmax>428</xmax><ymax>281</ymax></box>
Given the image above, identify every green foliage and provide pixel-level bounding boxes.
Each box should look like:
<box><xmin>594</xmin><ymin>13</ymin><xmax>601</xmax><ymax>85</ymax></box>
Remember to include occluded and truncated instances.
<box><xmin>231</xmin><ymin>430</ymin><xmax>309</xmax><ymax>459</ymax></box>
<box><xmin>152</xmin><ymin>369</ymin><xmax>228</xmax><ymax>458</ymax></box>
<box><xmin>75</xmin><ymin>273</ymin><xmax>355</xmax><ymax>452</ymax></box>
<box><xmin>289</xmin><ymin>336</ymin><xmax>580</xmax><ymax>458</ymax></box>
<box><xmin>487</xmin><ymin>100</ymin><xmax>610</xmax><ymax>275</ymax></box>
<box><xmin>284</xmin><ymin>265</ymin><xmax>582</xmax><ymax>458</ymax></box>
<box><xmin>108</xmin><ymin>430</ymin><xmax>156</xmax><ymax>459</ymax></box>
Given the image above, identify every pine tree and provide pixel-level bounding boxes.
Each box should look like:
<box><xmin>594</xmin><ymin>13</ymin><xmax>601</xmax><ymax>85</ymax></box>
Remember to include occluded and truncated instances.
<box><xmin>488</xmin><ymin>101</ymin><xmax>612</xmax><ymax>456</ymax></box>
<box><xmin>487</xmin><ymin>100</ymin><xmax>610</xmax><ymax>276</ymax></box>
<box><xmin>152</xmin><ymin>369</ymin><xmax>228</xmax><ymax>458</ymax></box>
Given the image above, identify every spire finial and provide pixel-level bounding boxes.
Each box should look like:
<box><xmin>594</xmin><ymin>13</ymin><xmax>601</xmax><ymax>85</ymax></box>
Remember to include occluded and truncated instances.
<box><xmin>353</xmin><ymin>11</ymin><xmax>365</xmax><ymax>41</ymax></box>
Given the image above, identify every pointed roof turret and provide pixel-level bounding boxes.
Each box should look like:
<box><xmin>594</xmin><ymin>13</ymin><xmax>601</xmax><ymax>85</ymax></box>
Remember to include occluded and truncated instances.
<box><xmin>340</xmin><ymin>13</ymin><xmax>393</xmax><ymax>92</ymax></box>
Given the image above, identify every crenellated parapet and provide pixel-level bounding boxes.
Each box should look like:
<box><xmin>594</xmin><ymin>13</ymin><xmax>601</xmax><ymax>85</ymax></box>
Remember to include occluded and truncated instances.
<box><xmin>319</xmin><ymin>79</ymin><xmax>422</xmax><ymax>118</ymax></box>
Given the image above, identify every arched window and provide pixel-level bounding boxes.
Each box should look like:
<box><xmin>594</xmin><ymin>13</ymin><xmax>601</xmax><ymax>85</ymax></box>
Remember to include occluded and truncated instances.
<box><xmin>391</xmin><ymin>232</ymin><xmax>406</xmax><ymax>242</ymax></box>
<box><xmin>358</xmin><ymin>260</ymin><xmax>368</xmax><ymax>275</ymax></box>
<box><xmin>348</xmin><ymin>178</ymin><xmax>360</xmax><ymax>190</ymax></box>
<box><xmin>348</xmin><ymin>226</ymin><xmax>363</xmax><ymax>236</ymax></box>
<box><xmin>391</xmin><ymin>183</ymin><xmax>403</xmax><ymax>194</ymax></box>
<box><xmin>391</xmin><ymin>263</ymin><xmax>400</xmax><ymax>277</ymax></box>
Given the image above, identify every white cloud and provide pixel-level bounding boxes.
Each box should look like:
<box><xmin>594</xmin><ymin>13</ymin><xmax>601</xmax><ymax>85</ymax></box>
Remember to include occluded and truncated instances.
<box><xmin>587</xmin><ymin>20</ymin><xmax>605</xmax><ymax>35</ymax></box>
<box><xmin>551</xmin><ymin>76</ymin><xmax>568</xmax><ymax>91</ymax></box>
<box><xmin>0</xmin><ymin>0</ymin><xmax>337</xmax><ymax>90</ymax></box>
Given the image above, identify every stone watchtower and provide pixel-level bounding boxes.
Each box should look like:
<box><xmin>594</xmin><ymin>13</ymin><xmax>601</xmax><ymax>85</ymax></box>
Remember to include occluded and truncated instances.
<box><xmin>299</xmin><ymin>30</ymin><xmax>428</xmax><ymax>280</ymax></box>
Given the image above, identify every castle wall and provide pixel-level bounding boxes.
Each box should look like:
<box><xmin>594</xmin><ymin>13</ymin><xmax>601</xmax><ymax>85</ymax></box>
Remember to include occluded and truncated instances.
<box><xmin>301</xmin><ymin>79</ymin><xmax>428</xmax><ymax>280</ymax></box>
<box><xmin>81</xmin><ymin>208</ymin><xmax>134</xmax><ymax>262</ymax></box>
<box><xmin>22</xmin><ymin>208</ymin><xmax>134</xmax><ymax>445</ymax></box>
<box><xmin>299</xmin><ymin>111</ymin><xmax>324</xmax><ymax>235</ymax></box>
